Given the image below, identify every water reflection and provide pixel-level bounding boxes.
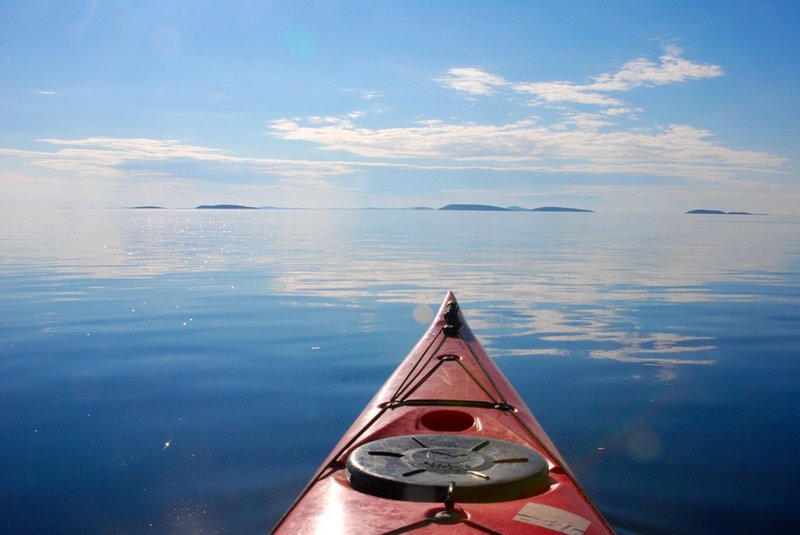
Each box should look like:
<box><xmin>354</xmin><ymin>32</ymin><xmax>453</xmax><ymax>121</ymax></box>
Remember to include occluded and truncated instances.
<box><xmin>3</xmin><ymin>209</ymin><xmax>797</xmax><ymax>372</ymax></box>
<box><xmin>3</xmin><ymin>209</ymin><xmax>800</xmax><ymax>534</ymax></box>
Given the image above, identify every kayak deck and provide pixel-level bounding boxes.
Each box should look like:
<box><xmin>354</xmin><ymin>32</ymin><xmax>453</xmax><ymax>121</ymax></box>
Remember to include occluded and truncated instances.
<box><xmin>273</xmin><ymin>292</ymin><xmax>613</xmax><ymax>534</ymax></box>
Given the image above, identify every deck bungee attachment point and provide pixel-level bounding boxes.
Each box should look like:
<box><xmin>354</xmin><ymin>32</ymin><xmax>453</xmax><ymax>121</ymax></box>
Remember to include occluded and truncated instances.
<box><xmin>272</xmin><ymin>292</ymin><xmax>614</xmax><ymax>534</ymax></box>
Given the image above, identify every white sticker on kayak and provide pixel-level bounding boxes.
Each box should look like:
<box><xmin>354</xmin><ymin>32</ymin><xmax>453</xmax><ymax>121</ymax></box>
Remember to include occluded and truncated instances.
<box><xmin>513</xmin><ymin>503</ymin><xmax>591</xmax><ymax>535</ymax></box>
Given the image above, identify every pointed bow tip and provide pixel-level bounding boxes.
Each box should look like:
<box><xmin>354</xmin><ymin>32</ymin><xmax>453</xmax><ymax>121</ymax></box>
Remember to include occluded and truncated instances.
<box><xmin>444</xmin><ymin>290</ymin><xmax>458</xmax><ymax>303</ymax></box>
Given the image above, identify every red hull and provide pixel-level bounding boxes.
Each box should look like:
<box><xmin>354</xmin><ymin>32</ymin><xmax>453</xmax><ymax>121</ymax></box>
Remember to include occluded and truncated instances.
<box><xmin>273</xmin><ymin>292</ymin><xmax>613</xmax><ymax>534</ymax></box>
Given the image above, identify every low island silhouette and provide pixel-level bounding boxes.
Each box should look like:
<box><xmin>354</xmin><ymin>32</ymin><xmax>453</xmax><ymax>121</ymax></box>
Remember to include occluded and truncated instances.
<box><xmin>119</xmin><ymin>205</ymin><xmax>773</xmax><ymax>216</ymax></box>
<box><xmin>196</xmin><ymin>204</ymin><xmax>258</xmax><ymax>210</ymax></box>
<box><xmin>530</xmin><ymin>206</ymin><xmax>594</xmax><ymax>212</ymax></box>
<box><xmin>686</xmin><ymin>209</ymin><xmax>763</xmax><ymax>215</ymax></box>
<box><xmin>125</xmin><ymin>203</ymin><xmax>595</xmax><ymax>212</ymax></box>
<box><xmin>439</xmin><ymin>204</ymin><xmax>593</xmax><ymax>212</ymax></box>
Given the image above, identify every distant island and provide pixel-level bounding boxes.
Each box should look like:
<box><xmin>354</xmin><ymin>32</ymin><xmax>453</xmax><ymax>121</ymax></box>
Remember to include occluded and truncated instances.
<box><xmin>440</xmin><ymin>204</ymin><xmax>509</xmax><ymax>211</ymax></box>
<box><xmin>531</xmin><ymin>206</ymin><xmax>594</xmax><ymax>212</ymax></box>
<box><xmin>196</xmin><ymin>204</ymin><xmax>258</xmax><ymax>210</ymax></box>
<box><xmin>439</xmin><ymin>204</ymin><xmax>593</xmax><ymax>212</ymax></box>
<box><xmin>123</xmin><ymin>203</ymin><xmax>595</xmax><ymax>212</ymax></box>
<box><xmin>686</xmin><ymin>209</ymin><xmax>762</xmax><ymax>215</ymax></box>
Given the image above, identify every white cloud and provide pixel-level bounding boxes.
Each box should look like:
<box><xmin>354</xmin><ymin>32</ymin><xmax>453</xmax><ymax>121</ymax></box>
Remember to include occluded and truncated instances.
<box><xmin>436</xmin><ymin>67</ymin><xmax>509</xmax><ymax>95</ymax></box>
<box><xmin>512</xmin><ymin>81</ymin><xmax>623</xmax><ymax>106</ymax></box>
<box><xmin>0</xmin><ymin>138</ymin><xmax>361</xmax><ymax>181</ymax></box>
<box><xmin>601</xmin><ymin>106</ymin><xmax>642</xmax><ymax>117</ymax></box>
<box><xmin>1</xmin><ymin>104</ymin><xmax>787</xmax><ymax>199</ymax></box>
<box><xmin>0</xmin><ymin>42</ymin><xmax>789</xmax><ymax>212</ymax></box>
<box><xmin>268</xmin><ymin>117</ymin><xmax>785</xmax><ymax>179</ymax></box>
<box><xmin>438</xmin><ymin>46</ymin><xmax>723</xmax><ymax>111</ymax></box>
<box><xmin>588</xmin><ymin>45</ymin><xmax>723</xmax><ymax>91</ymax></box>
<box><xmin>261</xmin><ymin>47</ymin><xmax>773</xmax><ymax>183</ymax></box>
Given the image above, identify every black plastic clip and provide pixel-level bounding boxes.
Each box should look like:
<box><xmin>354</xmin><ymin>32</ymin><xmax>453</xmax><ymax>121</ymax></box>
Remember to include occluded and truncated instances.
<box><xmin>443</xmin><ymin>301</ymin><xmax>462</xmax><ymax>337</ymax></box>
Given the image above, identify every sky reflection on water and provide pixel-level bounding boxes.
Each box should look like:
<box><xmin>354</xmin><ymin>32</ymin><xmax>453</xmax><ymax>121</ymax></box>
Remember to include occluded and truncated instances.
<box><xmin>1</xmin><ymin>209</ymin><xmax>799</xmax><ymax>533</ymax></box>
<box><xmin>4</xmin><ymin>208</ymin><xmax>793</xmax><ymax>372</ymax></box>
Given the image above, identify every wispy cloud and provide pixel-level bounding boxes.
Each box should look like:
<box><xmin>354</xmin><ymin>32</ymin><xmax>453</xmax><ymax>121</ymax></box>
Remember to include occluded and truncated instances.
<box><xmin>435</xmin><ymin>67</ymin><xmax>509</xmax><ymax>96</ymax></box>
<box><xmin>1</xmin><ymin>138</ymin><xmax>360</xmax><ymax>179</ymax></box>
<box><xmin>36</xmin><ymin>90</ymin><xmax>59</xmax><ymax>96</ymax></box>
<box><xmin>589</xmin><ymin>45</ymin><xmax>723</xmax><ymax>90</ymax></box>
<box><xmin>68</xmin><ymin>0</ymin><xmax>102</xmax><ymax>43</ymax></box>
<box><xmin>268</xmin><ymin>117</ymin><xmax>784</xmax><ymax>179</ymax></box>
<box><xmin>0</xmin><ymin>45</ymin><xmax>788</xmax><ymax>210</ymax></box>
<box><xmin>513</xmin><ymin>80</ymin><xmax>624</xmax><ymax>106</ymax></box>
<box><xmin>1</xmin><ymin>111</ymin><xmax>786</xmax><ymax>193</ymax></box>
<box><xmin>438</xmin><ymin>46</ymin><xmax>722</xmax><ymax>110</ymax></box>
<box><xmin>261</xmin><ymin>47</ymin><xmax>779</xmax><ymax>182</ymax></box>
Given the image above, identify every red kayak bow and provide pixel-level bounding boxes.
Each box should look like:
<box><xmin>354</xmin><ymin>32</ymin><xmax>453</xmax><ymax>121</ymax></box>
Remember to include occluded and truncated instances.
<box><xmin>273</xmin><ymin>292</ymin><xmax>613</xmax><ymax>534</ymax></box>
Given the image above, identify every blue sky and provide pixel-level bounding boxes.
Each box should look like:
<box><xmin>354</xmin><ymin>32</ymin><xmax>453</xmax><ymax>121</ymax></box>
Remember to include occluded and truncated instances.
<box><xmin>1</xmin><ymin>1</ymin><xmax>799</xmax><ymax>212</ymax></box>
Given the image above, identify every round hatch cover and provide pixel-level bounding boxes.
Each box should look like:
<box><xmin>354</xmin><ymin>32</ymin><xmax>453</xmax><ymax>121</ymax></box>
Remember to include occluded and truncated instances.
<box><xmin>346</xmin><ymin>434</ymin><xmax>549</xmax><ymax>502</ymax></box>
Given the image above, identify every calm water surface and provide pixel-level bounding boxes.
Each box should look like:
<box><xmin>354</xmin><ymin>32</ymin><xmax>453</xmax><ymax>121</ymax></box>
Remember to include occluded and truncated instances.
<box><xmin>1</xmin><ymin>209</ymin><xmax>798</xmax><ymax>534</ymax></box>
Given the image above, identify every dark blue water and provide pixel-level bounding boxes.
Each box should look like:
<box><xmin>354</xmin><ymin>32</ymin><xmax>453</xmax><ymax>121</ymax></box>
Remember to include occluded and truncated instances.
<box><xmin>1</xmin><ymin>209</ymin><xmax>798</xmax><ymax>534</ymax></box>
